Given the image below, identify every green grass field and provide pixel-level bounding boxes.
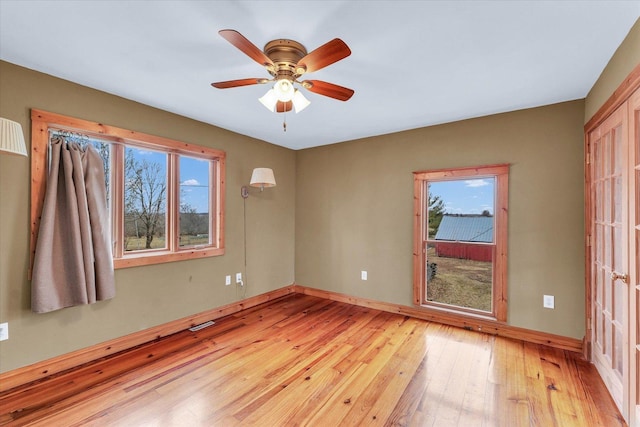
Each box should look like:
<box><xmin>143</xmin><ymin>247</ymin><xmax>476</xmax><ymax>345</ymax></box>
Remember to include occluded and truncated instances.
<box><xmin>426</xmin><ymin>247</ymin><xmax>493</xmax><ymax>312</ymax></box>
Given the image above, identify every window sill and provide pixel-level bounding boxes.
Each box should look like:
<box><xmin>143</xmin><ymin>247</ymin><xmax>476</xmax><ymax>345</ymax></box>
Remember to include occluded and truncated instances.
<box><xmin>416</xmin><ymin>302</ymin><xmax>502</xmax><ymax>323</ymax></box>
<box><xmin>113</xmin><ymin>247</ymin><xmax>225</xmax><ymax>269</ymax></box>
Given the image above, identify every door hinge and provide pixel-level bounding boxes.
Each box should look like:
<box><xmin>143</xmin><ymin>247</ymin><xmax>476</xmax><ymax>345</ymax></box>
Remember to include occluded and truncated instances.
<box><xmin>586</xmin><ymin>235</ymin><xmax>591</xmax><ymax>247</ymax></box>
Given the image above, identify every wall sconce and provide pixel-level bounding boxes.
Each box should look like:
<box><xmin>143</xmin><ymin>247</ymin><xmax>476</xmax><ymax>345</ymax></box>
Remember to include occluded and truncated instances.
<box><xmin>0</xmin><ymin>118</ymin><xmax>28</xmax><ymax>157</ymax></box>
<box><xmin>241</xmin><ymin>168</ymin><xmax>276</xmax><ymax>198</ymax></box>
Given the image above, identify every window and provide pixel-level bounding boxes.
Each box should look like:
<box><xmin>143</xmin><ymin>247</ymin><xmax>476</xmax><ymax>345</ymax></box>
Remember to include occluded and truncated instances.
<box><xmin>30</xmin><ymin>110</ymin><xmax>225</xmax><ymax>272</ymax></box>
<box><xmin>413</xmin><ymin>164</ymin><xmax>508</xmax><ymax>321</ymax></box>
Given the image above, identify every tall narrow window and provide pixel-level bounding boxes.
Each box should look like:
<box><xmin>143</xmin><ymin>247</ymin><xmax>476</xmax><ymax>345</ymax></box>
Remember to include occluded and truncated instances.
<box><xmin>413</xmin><ymin>164</ymin><xmax>509</xmax><ymax>321</ymax></box>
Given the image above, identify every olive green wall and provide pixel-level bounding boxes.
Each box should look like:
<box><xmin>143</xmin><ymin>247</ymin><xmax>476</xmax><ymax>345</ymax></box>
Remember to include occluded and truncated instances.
<box><xmin>0</xmin><ymin>61</ymin><xmax>296</xmax><ymax>373</ymax></box>
<box><xmin>295</xmin><ymin>100</ymin><xmax>586</xmax><ymax>339</ymax></box>
<box><xmin>585</xmin><ymin>18</ymin><xmax>640</xmax><ymax>121</ymax></box>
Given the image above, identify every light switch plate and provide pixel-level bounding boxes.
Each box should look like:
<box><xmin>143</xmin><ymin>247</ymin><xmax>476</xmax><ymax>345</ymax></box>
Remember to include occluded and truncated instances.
<box><xmin>0</xmin><ymin>322</ymin><xmax>8</xmax><ymax>341</ymax></box>
<box><xmin>543</xmin><ymin>295</ymin><xmax>555</xmax><ymax>309</ymax></box>
<box><xmin>361</xmin><ymin>271</ymin><xmax>367</xmax><ymax>280</ymax></box>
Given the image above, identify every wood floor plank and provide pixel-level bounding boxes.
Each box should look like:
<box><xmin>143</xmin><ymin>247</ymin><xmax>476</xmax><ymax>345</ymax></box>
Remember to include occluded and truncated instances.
<box><xmin>0</xmin><ymin>295</ymin><xmax>625</xmax><ymax>426</ymax></box>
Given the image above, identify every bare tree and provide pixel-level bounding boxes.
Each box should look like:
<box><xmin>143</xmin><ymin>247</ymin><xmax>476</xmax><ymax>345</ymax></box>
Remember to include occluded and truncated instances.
<box><xmin>179</xmin><ymin>195</ymin><xmax>209</xmax><ymax>242</ymax></box>
<box><xmin>124</xmin><ymin>153</ymin><xmax>167</xmax><ymax>249</ymax></box>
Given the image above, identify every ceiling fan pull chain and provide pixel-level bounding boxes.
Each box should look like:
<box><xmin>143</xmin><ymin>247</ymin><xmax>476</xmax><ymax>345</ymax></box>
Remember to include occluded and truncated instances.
<box><xmin>283</xmin><ymin>112</ymin><xmax>287</xmax><ymax>132</ymax></box>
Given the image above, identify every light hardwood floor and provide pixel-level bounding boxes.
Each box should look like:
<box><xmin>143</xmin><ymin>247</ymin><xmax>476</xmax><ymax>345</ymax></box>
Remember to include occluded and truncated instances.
<box><xmin>0</xmin><ymin>295</ymin><xmax>625</xmax><ymax>426</ymax></box>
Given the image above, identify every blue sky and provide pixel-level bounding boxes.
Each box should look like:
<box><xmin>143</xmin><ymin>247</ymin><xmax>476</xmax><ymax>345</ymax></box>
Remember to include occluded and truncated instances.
<box><xmin>429</xmin><ymin>178</ymin><xmax>495</xmax><ymax>215</ymax></box>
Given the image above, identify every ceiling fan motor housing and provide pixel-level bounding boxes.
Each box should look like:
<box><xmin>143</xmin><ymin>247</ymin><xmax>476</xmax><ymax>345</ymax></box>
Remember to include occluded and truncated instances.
<box><xmin>263</xmin><ymin>39</ymin><xmax>308</xmax><ymax>79</ymax></box>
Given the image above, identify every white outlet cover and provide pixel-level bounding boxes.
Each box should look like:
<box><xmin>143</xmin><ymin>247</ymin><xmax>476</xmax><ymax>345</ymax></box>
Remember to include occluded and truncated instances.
<box><xmin>543</xmin><ymin>295</ymin><xmax>555</xmax><ymax>309</ymax></box>
<box><xmin>225</xmin><ymin>275</ymin><xmax>231</xmax><ymax>286</ymax></box>
<box><xmin>0</xmin><ymin>322</ymin><xmax>8</xmax><ymax>341</ymax></box>
<box><xmin>361</xmin><ymin>271</ymin><xmax>367</xmax><ymax>280</ymax></box>
<box><xmin>236</xmin><ymin>273</ymin><xmax>242</xmax><ymax>283</ymax></box>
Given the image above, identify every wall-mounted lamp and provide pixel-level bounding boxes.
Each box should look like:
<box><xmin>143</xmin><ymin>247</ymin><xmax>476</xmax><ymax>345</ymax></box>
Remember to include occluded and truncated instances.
<box><xmin>0</xmin><ymin>118</ymin><xmax>28</xmax><ymax>157</ymax></box>
<box><xmin>241</xmin><ymin>168</ymin><xmax>276</xmax><ymax>198</ymax></box>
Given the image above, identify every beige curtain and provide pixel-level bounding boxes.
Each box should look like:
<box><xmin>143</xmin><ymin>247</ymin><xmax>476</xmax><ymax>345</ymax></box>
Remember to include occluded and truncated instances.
<box><xmin>31</xmin><ymin>136</ymin><xmax>115</xmax><ymax>313</ymax></box>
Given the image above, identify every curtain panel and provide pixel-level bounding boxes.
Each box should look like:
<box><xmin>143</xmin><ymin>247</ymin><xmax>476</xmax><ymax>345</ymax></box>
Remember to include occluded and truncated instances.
<box><xmin>31</xmin><ymin>136</ymin><xmax>115</xmax><ymax>313</ymax></box>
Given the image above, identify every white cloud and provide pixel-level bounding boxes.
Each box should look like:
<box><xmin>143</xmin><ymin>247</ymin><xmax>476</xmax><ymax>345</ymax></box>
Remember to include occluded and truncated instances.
<box><xmin>182</xmin><ymin>179</ymin><xmax>199</xmax><ymax>186</ymax></box>
<box><xmin>465</xmin><ymin>179</ymin><xmax>489</xmax><ymax>188</ymax></box>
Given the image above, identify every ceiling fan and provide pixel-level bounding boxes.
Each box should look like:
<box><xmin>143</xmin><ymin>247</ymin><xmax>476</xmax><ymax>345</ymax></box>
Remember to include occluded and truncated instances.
<box><xmin>211</xmin><ymin>29</ymin><xmax>354</xmax><ymax>114</ymax></box>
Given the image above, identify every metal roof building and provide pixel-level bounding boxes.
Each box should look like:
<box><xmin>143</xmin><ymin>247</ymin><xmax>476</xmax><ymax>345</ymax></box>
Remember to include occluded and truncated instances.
<box><xmin>434</xmin><ymin>215</ymin><xmax>493</xmax><ymax>243</ymax></box>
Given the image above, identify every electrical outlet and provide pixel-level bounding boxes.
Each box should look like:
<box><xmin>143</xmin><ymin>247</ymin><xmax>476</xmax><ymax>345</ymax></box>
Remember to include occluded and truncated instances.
<box><xmin>0</xmin><ymin>322</ymin><xmax>8</xmax><ymax>341</ymax></box>
<box><xmin>543</xmin><ymin>295</ymin><xmax>555</xmax><ymax>309</ymax></box>
<box><xmin>236</xmin><ymin>273</ymin><xmax>242</xmax><ymax>284</ymax></box>
<box><xmin>361</xmin><ymin>271</ymin><xmax>367</xmax><ymax>281</ymax></box>
<box><xmin>225</xmin><ymin>275</ymin><xmax>231</xmax><ymax>286</ymax></box>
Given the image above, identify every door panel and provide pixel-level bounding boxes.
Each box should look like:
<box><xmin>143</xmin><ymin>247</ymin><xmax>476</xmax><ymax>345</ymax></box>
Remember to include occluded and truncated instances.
<box><xmin>589</xmin><ymin>103</ymin><xmax>627</xmax><ymax>413</ymax></box>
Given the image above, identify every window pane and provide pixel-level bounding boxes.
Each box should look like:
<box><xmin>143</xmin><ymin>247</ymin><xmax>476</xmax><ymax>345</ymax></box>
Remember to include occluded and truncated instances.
<box><xmin>179</xmin><ymin>156</ymin><xmax>211</xmax><ymax>247</ymax></box>
<box><xmin>428</xmin><ymin>179</ymin><xmax>495</xmax><ymax>242</ymax></box>
<box><xmin>425</xmin><ymin>178</ymin><xmax>495</xmax><ymax>313</ymax></box>
<box><xmin>426</xmin><ymin>244</ymin><xmax>493</xmax><ymax>312</ymax></box>
<box><xmin>124</xmin><ymin>147</ymin><xmax>168</xmax><ymax>252</ymax></box>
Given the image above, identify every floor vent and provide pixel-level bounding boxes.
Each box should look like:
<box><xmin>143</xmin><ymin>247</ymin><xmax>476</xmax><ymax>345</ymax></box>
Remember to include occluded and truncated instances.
<box><xmin>188</xmin><ymin>320</ymin><xmax>215</xmax><ymax>332</ymax></box>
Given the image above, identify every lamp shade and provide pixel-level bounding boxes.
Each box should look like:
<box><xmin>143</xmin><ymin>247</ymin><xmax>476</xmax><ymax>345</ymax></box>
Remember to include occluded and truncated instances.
<box><xmin>249</xmin><ymin>168</ymin><xmax>276</xmax><ymax>189</ymax></box>
<box><xmin>292</xmin><ymin>90</ymin><xmax>311</xmax><ymax>113</ymax></box>
<box><xmin>0</xmin><ymin>118</ymin><xmax>27</xmax><ymax>157</ymax></box>
<box><xmin>258</xmin><ymin>88</ymin><xmax>278</xmax><ymax>112</ymax></box>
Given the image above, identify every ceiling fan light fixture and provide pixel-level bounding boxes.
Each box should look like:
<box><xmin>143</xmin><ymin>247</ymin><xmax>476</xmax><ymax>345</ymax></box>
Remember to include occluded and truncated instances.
<box><xmin>274</xmin><ymin>79</ymin><xmax>294</xmax><ymax>102</ymax></box>
<box><xmin>258</xmin><ymin>88</ymin><xmax>278</xmax><ymax>111</ymax></box>
<box><xmin>292</xmin><ymin>89</ymin><xmax>310</xmax><ymax>113</ymax></box>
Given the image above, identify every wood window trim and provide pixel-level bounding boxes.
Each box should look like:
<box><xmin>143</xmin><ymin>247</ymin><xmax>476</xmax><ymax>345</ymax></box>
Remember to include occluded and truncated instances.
<box><xmin>412</xmin><ymin>163</ymin><xmax>509</xmax><ymax>322</ymax></box>
<box><xmin>29</xmin><ymin>109</ymin><xmax>226</xmax><ymax>277</ymax></box>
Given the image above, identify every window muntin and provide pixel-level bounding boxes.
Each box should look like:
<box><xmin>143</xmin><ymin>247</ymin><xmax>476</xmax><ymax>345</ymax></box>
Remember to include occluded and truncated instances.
<box><xmin>30</xmin><ymin>110</ymin><xmax>225</xmax><ymax>273</ymax></box>
<box><xmin>413</xmin><ymin>164</ymin><xmax>508</xmax><ymax>321</ymax></box>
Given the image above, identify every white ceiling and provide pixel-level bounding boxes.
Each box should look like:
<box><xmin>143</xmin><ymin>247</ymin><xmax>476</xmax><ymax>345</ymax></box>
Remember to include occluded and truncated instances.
<box><xmin>0</xmin><ymin>1</ymin><xmax>638</xmax><ymax>150</ymax></box>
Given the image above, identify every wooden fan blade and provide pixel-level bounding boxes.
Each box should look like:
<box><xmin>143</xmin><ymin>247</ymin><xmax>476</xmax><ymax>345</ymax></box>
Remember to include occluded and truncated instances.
<box><xmin>219</xmin><ymin>29</ymin><xmax>273</xmax><ymax>68</ymax></box>
<box><xmin>297</xmin><ymin>39</ymin><xmax>351</xmax><ymax>74</ymax></box>
<box><xmin>211</xmin><ymin>78</ymin><xmax>268</xmax><ymax>89</ymax></box>
<box><xmin>302</xmin><ymin>80</ymin><xmax>354</xmax><ymax>101</ymax></box>
<box><xmin>276</xmin><ymin>101</ymin><xmax>293</xmax><ymax>113</ymax></box>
